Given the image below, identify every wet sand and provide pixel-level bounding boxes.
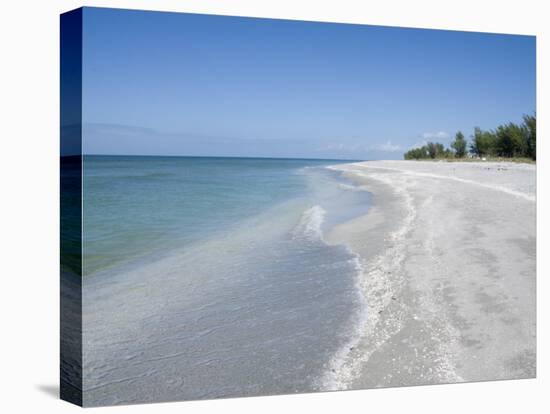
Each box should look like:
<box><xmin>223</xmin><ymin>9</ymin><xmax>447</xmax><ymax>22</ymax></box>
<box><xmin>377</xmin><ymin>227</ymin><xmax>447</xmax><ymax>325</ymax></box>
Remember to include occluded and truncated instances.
<box><xmin>323</xmin><ymin>160</ymin><xmax>536</xmax><ymax>389</ymax></box>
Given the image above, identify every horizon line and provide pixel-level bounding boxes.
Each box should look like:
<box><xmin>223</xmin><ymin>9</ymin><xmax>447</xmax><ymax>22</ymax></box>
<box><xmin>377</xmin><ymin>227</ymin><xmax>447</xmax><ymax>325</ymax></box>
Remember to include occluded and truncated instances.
<box><xmin>62</xmin><ymin>154</ymin><xmax>366</xmax><ymax>162</ymax></box>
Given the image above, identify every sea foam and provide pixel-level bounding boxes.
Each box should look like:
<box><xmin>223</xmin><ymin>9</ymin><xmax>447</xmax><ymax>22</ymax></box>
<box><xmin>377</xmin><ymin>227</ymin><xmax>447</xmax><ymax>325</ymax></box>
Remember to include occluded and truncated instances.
<box><xmin>292</xmin><ymin>205</ymin><xmax>327</xmax><ymax>241</ymax></box>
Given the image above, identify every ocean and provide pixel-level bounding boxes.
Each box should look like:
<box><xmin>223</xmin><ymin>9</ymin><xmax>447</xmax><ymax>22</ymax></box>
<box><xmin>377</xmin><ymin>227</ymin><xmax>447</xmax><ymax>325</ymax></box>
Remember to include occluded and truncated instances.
<box><xmin>82</xmin><ymin>155</ymin><xmax>371</xmax><ymax>405</ymax></box>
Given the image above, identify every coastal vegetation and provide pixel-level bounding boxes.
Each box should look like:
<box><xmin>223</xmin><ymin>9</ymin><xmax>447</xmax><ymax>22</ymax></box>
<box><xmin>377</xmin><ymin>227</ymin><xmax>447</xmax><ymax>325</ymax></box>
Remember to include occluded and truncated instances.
<box><xmin>404</xmin><ymin>114</ymin><xmax>536</xmax><ymax>161</ymax></box>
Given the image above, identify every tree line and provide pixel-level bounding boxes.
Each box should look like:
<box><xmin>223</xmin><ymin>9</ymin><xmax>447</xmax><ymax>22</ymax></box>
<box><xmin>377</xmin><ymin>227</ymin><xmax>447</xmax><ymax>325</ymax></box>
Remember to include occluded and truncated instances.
<box><xmin>404</xmin><ymin>114</ymin><xmax>536</xmax><ymax>161</ymax></box>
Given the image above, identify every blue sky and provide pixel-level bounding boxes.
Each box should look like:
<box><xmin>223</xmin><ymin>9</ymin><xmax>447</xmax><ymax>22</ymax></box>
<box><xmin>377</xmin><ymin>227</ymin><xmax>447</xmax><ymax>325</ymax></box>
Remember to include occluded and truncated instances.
<box><xmin>81</xmin><ymin>7</ymin><xmax>535</xmax><ymax>160</ymax></box>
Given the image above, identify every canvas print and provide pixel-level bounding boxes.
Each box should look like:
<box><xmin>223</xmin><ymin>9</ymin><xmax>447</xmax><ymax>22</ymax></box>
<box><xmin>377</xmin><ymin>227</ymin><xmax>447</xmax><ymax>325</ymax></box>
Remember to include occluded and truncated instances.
<box><xmin>60</xmin><ymin>7</ymin><xmax>536</xmax><ymax>407</ymax></box>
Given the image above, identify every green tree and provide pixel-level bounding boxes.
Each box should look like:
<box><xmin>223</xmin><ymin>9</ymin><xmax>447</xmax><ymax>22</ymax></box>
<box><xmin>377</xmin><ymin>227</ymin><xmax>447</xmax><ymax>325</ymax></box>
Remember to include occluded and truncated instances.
<box><xmin>426</xmin><ymin>142</ymin><xmax>438</xmax><ymax>159</ymax></box>
<box><xmin>404</xmin><ymin>146</ymin><xmax>428</xmax><ymax>160</ymax></box>
<box><xmin>405</xmin><ymin>115</ymin><xmax>536</xmax><ymax>161</ymax></box>
<box><xmin>442</xmin><ymin>148</ymin><xmax>454</xmax><ymax>158</ymax></box>
<box><xmin>451</xmin><ymin>131</ymin><xmax>467</xmax><ymax>158</ymax></box>
<box><xmin>470</xmin><ymin>127</ymin><xmax>497</xmax><ymax>157</ymax></box>
<box><xmin>434</xmin><ymin>142</ymin><xmax>446</xmax><ymax>158</ymax></box>
<box><xmin>495</xmin><ymin>123</ymin><xmax>525</xmax><ymax>157</ymax></box>
<box><xmin>522</xmin><ymin>114</ymin><xmax>536</xmax><ymax>160</ymax></box>
<box><xmin>404</xmin><ymin>142</ymin><xmax>448</xmax><ymax>160</ymax></box>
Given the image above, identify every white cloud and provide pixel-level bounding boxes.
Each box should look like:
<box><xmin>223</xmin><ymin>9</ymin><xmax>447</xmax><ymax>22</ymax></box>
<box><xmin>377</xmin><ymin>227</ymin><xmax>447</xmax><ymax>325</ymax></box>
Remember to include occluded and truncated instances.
<box><xmin>322</xmin><ymin>143</ymin><xmax>346</xmax><ymax>151</ymax></box>
<box><xmin>375</xmin><ymin>140</ymin><xmax>402</xmax><ymax>152</ymax></box>
<box><xmin>318</xmin><ymin>140</ymin><xmax>403</xmax><ymax>153</ymax></box>
<box><xmin>409</xmin><ymin>140</ymin><xmax>427</xmax><ymax>149</ymax></box>
<box><xmin>318</xmin><ymin>143</ymin><xmax>364</xmax><ymax>152</ymax></box>
<box><xmin>421</xmin><ymin>131</ymin><xmax>449</xmax><ymax>140</ymax></box>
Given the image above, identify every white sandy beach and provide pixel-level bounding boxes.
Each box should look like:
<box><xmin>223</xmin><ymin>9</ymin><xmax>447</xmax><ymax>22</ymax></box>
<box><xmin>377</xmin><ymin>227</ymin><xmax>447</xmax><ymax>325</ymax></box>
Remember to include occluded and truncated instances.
<box><xmin>323</xmin><ymin>160</ymin><xmax>536</xmax><ymax>389</ymax></box>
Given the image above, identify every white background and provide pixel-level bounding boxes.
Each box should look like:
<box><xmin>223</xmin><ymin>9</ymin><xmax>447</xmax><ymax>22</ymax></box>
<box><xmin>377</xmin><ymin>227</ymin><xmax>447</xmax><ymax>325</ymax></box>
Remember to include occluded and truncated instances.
<box><xmin>0</xmin><ymin>0</ymin><xmax>547</xmax><ymax>412</ymax></box>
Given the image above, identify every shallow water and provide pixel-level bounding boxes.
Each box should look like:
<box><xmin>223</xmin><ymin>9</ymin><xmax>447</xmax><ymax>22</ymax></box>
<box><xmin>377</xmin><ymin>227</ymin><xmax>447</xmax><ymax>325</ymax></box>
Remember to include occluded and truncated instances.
<box><xmin>82</xmin><ymin>156</ymin><xmax>371</xmax><ymax>405</ymax></box>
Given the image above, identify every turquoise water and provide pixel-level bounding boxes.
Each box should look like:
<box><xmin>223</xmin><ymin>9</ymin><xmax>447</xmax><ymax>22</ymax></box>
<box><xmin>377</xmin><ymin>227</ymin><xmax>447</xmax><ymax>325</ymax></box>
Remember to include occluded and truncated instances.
<box><xmin>82</xmin><ymin>156</ymin><xmax>371</xmax><ymax>405</ymax></box>
<box><xmin>83</xmin><ymin>156</ymin><xmax>349</xmax><ymax>274</ymax></box>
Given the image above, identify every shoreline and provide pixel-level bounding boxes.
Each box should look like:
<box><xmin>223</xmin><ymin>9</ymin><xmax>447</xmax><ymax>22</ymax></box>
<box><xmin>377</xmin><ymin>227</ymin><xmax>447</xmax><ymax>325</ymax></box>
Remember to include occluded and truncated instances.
<box><xmin>323</xmin><ymin>160</ymin><xmax>535</xmax><ymax>389</ymax></box>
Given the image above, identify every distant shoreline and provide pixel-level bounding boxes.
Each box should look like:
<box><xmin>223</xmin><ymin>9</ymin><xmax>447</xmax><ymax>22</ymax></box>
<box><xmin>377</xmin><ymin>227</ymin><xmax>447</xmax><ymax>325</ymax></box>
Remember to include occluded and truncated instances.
<box><xmin>404</xmin><ymin>157</ymin><xmax>535</xmax><ymax>164</ymax></box>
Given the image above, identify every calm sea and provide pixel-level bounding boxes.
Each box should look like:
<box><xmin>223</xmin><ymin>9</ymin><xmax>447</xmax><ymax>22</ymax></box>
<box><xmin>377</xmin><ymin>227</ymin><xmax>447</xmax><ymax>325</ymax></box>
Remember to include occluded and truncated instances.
<box><xmin>82</xmin><ymin>155</ymin><xmax>370</xmax><ymax>405</ymax></box>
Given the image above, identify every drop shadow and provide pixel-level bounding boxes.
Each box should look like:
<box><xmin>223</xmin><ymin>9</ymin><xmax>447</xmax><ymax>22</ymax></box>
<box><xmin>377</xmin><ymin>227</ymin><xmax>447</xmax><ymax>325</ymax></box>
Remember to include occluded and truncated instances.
<box><xmin>36</xmin><ymin>384</ymin><xmax>59</xmax><ymax>399</ymax></box>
